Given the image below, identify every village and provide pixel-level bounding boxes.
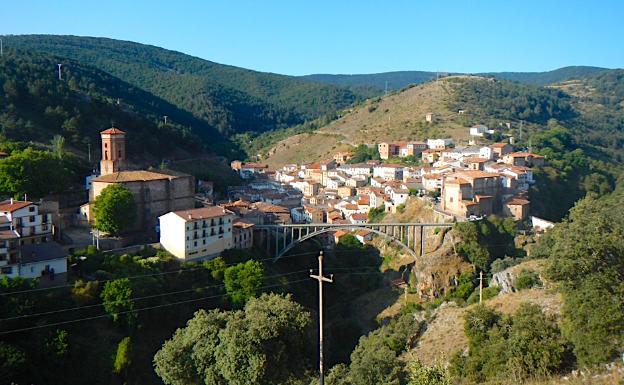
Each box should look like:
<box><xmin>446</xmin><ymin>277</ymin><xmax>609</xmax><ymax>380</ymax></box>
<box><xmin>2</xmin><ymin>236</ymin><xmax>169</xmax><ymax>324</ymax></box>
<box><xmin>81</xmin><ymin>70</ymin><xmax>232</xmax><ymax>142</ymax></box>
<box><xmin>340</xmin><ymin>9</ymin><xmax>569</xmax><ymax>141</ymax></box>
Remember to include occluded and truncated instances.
<box><xmin>0</xmin><ymin>124</ymin><xmax>549</xmax><ymax>282</ymax></box>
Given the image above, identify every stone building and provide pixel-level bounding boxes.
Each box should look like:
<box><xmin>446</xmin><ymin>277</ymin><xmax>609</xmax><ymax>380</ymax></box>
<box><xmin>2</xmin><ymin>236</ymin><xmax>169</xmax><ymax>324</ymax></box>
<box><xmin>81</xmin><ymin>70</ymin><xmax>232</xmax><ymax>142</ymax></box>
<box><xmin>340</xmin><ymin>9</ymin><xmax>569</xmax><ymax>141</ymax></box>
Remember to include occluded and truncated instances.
<box><xmin>82</xmin><ymin>128</ymin><xmax>195</xmax><ymax>232</ymax></box>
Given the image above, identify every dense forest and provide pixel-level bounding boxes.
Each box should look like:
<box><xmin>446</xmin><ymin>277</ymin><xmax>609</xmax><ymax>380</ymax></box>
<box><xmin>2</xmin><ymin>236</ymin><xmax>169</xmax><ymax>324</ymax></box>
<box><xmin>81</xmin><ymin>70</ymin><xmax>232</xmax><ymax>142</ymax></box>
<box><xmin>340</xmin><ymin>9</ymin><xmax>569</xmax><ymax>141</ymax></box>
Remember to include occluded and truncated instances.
<box><xmin>6</xmin><ymin>35</ymin><xmax>372</xmax><ymax>137</ymax></box>
<box><xmin>0</xmin><ymin>48</ymin><xmax>234</xmax><ymax>158</ymax></box>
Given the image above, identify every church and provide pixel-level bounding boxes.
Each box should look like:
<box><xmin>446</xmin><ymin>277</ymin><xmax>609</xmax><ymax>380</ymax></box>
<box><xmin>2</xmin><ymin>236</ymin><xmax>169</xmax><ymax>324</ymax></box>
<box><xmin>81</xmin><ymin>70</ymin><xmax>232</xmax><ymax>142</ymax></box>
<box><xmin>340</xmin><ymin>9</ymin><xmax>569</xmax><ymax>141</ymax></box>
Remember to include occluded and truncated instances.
<box><xmin>81</xmin><ymin>127</ymin><xmax>196</xmax><ymax>233</ymax></box>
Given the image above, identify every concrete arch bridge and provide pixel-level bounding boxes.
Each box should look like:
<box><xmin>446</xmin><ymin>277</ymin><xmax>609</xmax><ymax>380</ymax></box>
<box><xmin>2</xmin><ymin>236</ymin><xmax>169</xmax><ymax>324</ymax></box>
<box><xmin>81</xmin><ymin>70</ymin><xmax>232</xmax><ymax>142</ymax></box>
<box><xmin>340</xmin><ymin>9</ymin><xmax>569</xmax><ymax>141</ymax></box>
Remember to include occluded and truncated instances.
<box><xmin>253</xmin><ymin>223</ymin><xmax>454</xmax><ymax>260</ymax></box>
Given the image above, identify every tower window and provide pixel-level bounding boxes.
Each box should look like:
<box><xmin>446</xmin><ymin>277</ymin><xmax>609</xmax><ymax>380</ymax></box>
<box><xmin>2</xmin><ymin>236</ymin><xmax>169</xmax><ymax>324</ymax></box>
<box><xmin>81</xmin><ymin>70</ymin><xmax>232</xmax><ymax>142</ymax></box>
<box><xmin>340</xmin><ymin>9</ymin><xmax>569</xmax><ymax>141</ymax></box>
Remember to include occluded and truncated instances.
<box><xmin>104</xmin><ymin>143</ymin><xmax>108</xmax><ymax>148</ymax></box>
<box><xmin>118</xmin><ymin>150</ymin><xmax>122</xmax><ymax>158</ymax></box>
<box><xmin>104</xmin><ymin>151</ymin><xmax>108</xmax><ymax>160</ymax></box>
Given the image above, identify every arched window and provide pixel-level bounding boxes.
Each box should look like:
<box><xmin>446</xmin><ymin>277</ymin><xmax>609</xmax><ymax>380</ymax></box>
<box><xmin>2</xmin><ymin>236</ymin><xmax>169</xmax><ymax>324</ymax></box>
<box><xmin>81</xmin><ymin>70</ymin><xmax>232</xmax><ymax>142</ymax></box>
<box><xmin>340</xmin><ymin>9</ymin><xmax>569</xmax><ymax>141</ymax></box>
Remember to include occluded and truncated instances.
<box><xmin>104</xmin><ymin>150</ymin><xmax>108</xmax><ymax>160</ymax></box>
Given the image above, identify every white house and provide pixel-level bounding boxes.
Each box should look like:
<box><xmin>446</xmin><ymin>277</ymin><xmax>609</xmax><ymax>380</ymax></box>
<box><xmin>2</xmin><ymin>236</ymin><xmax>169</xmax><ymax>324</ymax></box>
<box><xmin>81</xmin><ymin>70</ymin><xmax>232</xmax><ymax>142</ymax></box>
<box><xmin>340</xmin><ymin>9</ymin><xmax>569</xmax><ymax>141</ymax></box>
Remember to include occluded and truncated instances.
<box><xmin>373</xmin><ymin>165</ymin><xmax>403</xmax><ymax>181</ymax></box>
<box><xmin>470</xmin><ymin>124</ymin><xmax>490</xmax><ymax>137</ymax></box>
<box><xmin>338</xmin><ymin>163</ymin><xmax>372</xmax><ymax>177</ymax></box>
<box><xmin>349</xmin><ymin>213</ymin><xmax>368</xmax><ymax>225</ymax></box>
<box><xmin>479</xmin><ymin>146</ymin><xmax>493</xmax><ymax>160</ymax></box>
<box><xmin>427</xmin><ymin>138</ymin><xmax>454</xmax><ymax>150</ymax></box>
<box><xmin>159</xmin><ymin>206</ymin><xmax>235</xmax><ymax>261</ymax></box>
<box><xmin>389</xmin><ymin>188</ymin><xmax>409</xmax><ymax>205</ymax></box>
<box><xmin>0</xmin><ymin>200</ymin><xmax>65</xmax><ymax>280</ymax></box>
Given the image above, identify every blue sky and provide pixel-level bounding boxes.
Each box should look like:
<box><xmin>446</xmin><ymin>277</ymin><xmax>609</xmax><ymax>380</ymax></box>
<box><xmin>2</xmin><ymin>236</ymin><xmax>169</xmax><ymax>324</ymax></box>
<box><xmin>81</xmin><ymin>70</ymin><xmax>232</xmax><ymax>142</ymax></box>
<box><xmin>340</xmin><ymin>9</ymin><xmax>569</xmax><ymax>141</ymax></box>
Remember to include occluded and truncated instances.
<box><xmin>2</xmin><ymin>0</ymin><xmax>622</xmax><ymax>75</ymax></box>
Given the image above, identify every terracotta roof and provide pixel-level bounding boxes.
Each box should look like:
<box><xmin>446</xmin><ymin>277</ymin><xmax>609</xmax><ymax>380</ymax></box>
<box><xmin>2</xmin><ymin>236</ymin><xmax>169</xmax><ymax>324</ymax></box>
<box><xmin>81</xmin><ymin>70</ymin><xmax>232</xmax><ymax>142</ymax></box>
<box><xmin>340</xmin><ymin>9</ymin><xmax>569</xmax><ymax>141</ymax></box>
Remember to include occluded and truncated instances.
<box><xmin>356</xmin><ymin>230</ymin><xmax>372</xmax><ymax>237</ymax></box>
<box><xmin>345</xmin><ymin>204</ymin><xmax>359</xmax><ymax>210</ymax></box>
<box><xmin>100</xmin><ymin>127</ymin><xmax>126</xmax><ymax>135</ymax></box>
<box><xmin>233</xmin><ymin>219</ymin><xmax>255</xmax><ymax>229</ymax></box>
<box><xmin>93</xmin><ymin>169</ymin><xmax>190</xmax><ymax>183</ymax></box>
<box><xmin>490</xmin><ymin>142</ymin><xmax>510</xmax><ymax>148</ymax></box>
<box><xmin>357</xmin><ymin>196</ymin><xmax>370</xmax><ymax>205</ymax></box>
<box><xmin>446</xmin><ymin>177</ymin><xmax>470</xmax><ymax>185</ymax></box>
<box><xmin>0</xmin><ymin>200</ymin><xmax>34</xmax><ymax>213</ymax></box>
<box><xmin>253</xmin><ymin>202</ymin><xmax>290</xmax><ymax>214</ymax></box>
<box><xmin>506</xmin><ymin>198</ymin><xmax>530</xmax><ymax>206</ymax></box>
<box><xmin>241</xmin><ymin>162</ymin><xmax>268</xmax><ymax>169</ymax></box>
<box><xmin>172</xmin><ymin>206</ymin><xmax>233</xmax><ymax>221</ymax></box>
<box><xmin>455</xmin><ymin>170</ymin><xmax>499</xmax><ymax>180</ymax></box>
<box><xmin>334</xmin><ymin>230</ymin><xmax>349</xmax><ymax>237</ymax></box>
<box><xmin>463</xmin><ymin>157</ymin><xmax>488</xmax><ymax>163</ymax></box>
<box><xmin>351</xmin><ymin>213</ymin><xmax>368</xmax><ymax>221</ymax></box>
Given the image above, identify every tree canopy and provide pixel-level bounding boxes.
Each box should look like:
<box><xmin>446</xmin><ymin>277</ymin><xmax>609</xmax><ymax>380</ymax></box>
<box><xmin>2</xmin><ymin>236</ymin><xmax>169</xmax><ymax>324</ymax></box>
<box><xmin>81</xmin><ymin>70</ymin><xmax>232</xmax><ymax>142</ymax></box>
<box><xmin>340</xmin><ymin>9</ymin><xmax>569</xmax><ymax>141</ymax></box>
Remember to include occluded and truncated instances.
<box><xmin>93</xmin><ymin>184</ymin><xmax>137</xmax><ymax>235</ymax></box>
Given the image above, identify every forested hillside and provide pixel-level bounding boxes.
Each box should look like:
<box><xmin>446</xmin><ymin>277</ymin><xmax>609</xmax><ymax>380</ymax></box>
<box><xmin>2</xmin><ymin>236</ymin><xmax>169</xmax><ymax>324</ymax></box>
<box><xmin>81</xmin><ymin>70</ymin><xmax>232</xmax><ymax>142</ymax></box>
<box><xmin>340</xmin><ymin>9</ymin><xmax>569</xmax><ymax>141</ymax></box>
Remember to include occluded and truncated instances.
<box><xmin>0</xmin><ymin>47</ymin><xmax>234</xmax><ymax>158</ymax></box>
<box><xmin>301</xmin><ymin>66</ymin><xmax>609</xmax><ymax>90</ymax></box>
<box><xmin>6</xmin><ymin>35</ymin><xmax>371</xmax><ymax>136</ymax></box>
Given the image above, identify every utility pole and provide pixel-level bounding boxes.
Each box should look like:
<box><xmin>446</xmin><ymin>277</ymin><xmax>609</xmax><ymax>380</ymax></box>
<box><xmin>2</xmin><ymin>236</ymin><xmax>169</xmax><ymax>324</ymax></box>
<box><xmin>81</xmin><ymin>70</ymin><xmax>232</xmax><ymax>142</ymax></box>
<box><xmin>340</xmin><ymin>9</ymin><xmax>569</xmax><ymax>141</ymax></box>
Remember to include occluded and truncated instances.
<box><xmin>163</xmin><ymin>115</ymin><xmax>168</xmax><ymax>125</ymax></box>
<box><xmin>479</xmin><ymin>271</ymin><xmax>484</xmax><ymax>304</ymax></box>
<box><xmin>0</xmin><ymin>38</ymin><xmax>3</xmax><ymax>56</ymax></box>
<box><xmin>310</xmin><ymin>251</ymin><xmax>333</xmax><ymax>385</ymax></box>
<box><xmin>57</xmin><ymin>64</ymin><xmax>63</xmax><ymax>80</ymax></box>
<box><xmin>87</xmin><ymin>141</ymin><xmax>91</xmax><ymax>163</ymax></box>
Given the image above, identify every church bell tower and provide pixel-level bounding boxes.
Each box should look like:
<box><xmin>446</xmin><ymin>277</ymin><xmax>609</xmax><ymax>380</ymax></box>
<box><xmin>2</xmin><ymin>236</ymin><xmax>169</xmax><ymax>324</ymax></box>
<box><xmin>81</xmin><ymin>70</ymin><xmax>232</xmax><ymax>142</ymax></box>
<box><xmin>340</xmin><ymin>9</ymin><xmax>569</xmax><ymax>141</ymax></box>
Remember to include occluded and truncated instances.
<box><xmin>99</xmin><ymin>127</ymin><xmax>126</xmax><ymax>176</ymax></box>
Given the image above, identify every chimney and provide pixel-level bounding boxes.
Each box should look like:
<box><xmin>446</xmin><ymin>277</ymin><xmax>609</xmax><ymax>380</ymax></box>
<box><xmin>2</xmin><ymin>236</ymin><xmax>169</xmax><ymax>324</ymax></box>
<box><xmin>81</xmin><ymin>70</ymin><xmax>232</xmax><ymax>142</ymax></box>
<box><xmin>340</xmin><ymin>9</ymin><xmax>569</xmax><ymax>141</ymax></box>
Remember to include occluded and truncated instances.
<box><xmin>10</xmin><ymin>198</ymin><xmax>13</xmax><ymax>205</ymax></box>
<box><xmin>188</xmin><ymin>214</ymin><xmax>192</xmax><ymax>220</ymax></box>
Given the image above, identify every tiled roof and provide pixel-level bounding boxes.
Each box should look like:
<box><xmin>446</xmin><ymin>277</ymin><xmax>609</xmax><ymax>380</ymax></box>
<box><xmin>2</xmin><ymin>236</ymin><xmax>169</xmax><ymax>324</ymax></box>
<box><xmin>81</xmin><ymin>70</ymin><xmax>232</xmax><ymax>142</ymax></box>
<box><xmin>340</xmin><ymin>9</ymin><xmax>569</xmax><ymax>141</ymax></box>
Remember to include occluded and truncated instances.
<box><xmin>93</xmin><ymin>169</ymin><xmax>190</xmax><ymax>183</ymax></box>
<box><xmin>100</xmin><ymin>127</ymin><xmax>126</xmax><ymax>135</ymax></box>
<box><xmin>0</xmin><ymin>200</ymin><xmax>34</xmax><ymax>213</ymax></box>
<box><xmin>172</xmin><ymin>206</ymin><xmax>232</xmax><ymax>221</ymax></box>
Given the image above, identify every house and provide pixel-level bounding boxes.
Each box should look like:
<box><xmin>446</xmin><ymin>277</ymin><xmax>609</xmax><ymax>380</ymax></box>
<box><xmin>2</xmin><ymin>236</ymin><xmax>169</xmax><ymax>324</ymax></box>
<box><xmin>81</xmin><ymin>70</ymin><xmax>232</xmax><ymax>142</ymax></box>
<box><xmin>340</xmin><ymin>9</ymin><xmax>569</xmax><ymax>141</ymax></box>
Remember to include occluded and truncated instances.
<box><xmin>302</xmin><ymin>180</ymin><xmax>321</xmax><ymax>197</ymax></box>
<box><xmin>463</xmin><ymin>157</ymin><xmax>489</xmax><ymax>171</ymax></box>
<box><xmin>333</xmin><ymin>151</ymin><xmax>354</xmax><ymax>164</ymax></box>
<box><xmin>232</xmin><ymin>219</ymin><xmax>254</xmax><ymax>249</ymax></box>
<box><xmin>373</xmin><ymin>165</ymin><xmax>403</xmax><ymax>181</ymax></box>
<box><xmin>378</xmin><ymin>142</ymin><xmax>399</xmax><ymax>160</ymax></box>
<box><xmin>421</xmin><ymin>149</ymin><xmax>440</xmax><ymax>164</ymax></box>
<box><xmin>479</xmin><ymin>146</ymin><xmax>493</xmax><ymax>160</ymax></box>
<box><xmin>350</xmin><ymin>213</ymin><xmax>368</xmax><ymax>225</ymax></box>
<box><xmin>503</xmin><ymin>198</ymin><xmax>530</xmax><ymax>221</ymax></box>
<box><xmin>427</xmin><ymin>138</ymin><xmax>454</xmax><ymax>150</ymax></box>
<box><xmin>346</xmin><ymin>175</ymin><xmax>368</xmax><ymax>188</ymax></box>
<box><xmin>469</xmin><ymin>124</ymin><xmax>494</xmax><ymax>137</ymax></box>
<box><xmin>441</xmin><ymin>171</ymin><xmax>502</xmax><ymax>218</ymax></box>
<box><xmin>325</xmin><ymin>177</ymin><xmax>344</xmax><ymax>190</ymax></box>
<box><xmin>337</xmin><ymin>186</ymin><xmax>356</xmax><ymax>198</ymax></box>
<box><xmin>231</xmin><ymin>162</ymin><xmax>269</xmax><ymax>179</ymax></box>
<box><xmin>368</xmin><ymin>190</ymin><xmax>386</xmax><ymax>208</ymax></box>
<box><xmin>502</xmin><ymin>152</ymin><xmax>545</xmax><ymax>167</ymax></box>
<box><xmin>254</xmin><ymin>202</ymin><xmax>292</xmax><ymax>224</ymax></box>
<box><xmin>356</xmin><ymin>230</ymin><xmax>373</xmax><ymax>244</ymax></box>
<box><xmin>425</xmin><ymin>112</ymin><xmax>434</xmax><ymax>123</ymax></box>
<box><xmin>0</xmin><ymin>200</ymin><xmax>66</xmax><ymax>280</ymax></box>
<box><xmin>338</xmin><ymin>163</ymin><xmax>372</xmax><ymax>177</ymax></box>
<box><xmin>490</xmin><ymin>143</ymin><xmax>513</xmax><ymax>160</ymax></box>
<box><xmin>159</xmin><ymin>206</ymin><xmax>235</xmax><ymax>261</ymax></box>
<box><xmin>389</xmin><ymin>188</ymin><xmax>409</xmax><ymax>206</ymax></box>
<box><xmin>304</xmin><ymin>205</ymin><xmax>325</xmax><ymax>223</ymax></box>
<box><xmin>334</xmin><ymin>230</ymin><xmax>349</xmax><ymax>244</ymax></box>
<box><xmin>290</xmin><ymin>207</ymin><xmax>307</xmax><ymax>223</ymax></box>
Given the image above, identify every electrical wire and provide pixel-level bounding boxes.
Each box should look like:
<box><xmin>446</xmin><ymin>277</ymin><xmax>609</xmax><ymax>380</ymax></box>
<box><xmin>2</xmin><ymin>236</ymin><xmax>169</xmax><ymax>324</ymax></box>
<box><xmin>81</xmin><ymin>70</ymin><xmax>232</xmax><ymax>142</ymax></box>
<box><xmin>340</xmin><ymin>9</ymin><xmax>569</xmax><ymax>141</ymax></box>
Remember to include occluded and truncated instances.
<box><xmin>0</xmin><ymin>278</ymin><xmax>313</xmax><ymax>335</ymax></box>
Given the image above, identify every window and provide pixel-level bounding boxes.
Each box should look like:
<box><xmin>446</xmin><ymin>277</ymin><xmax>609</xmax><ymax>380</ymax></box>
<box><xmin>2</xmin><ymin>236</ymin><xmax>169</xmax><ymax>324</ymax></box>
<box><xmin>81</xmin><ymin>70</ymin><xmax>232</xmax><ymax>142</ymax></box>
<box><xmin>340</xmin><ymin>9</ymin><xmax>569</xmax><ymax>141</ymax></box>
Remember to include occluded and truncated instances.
<box><xmin>104</xmin><ymin>143</ymin><xmax>108</xmax><ymax>148</ymax></box>
<box><xmin>104</xmin><ymin>150</ymin><xmax>108</xmax><ymax>160</ymax></box>
<box><xmin>29</xmin><ymin>207</ymin><xmax>35</xmax><ymax>212</ymax></box>
<box><xmin>1</xmin><ymin>266</ymin><xmax>12</xmax><ymax>274</ymax></box>
<box><xmin>193</xmin><ymin>241</ymin><xmax>197</xmax><ymax>247</ymax></box>
<box><xmin>118</xmin><ymin>150</ymin><xmax>122</xmax><ymax>158</ymax></box>
<box><xmin>203</xmin><ymin>240</ymin><xmax>206</xmax><ymax>245</ymax></box>
<box><xmin>30</xmin><ymin>216</ymin><xmax>35</xmax><ymax>222</ymax></box>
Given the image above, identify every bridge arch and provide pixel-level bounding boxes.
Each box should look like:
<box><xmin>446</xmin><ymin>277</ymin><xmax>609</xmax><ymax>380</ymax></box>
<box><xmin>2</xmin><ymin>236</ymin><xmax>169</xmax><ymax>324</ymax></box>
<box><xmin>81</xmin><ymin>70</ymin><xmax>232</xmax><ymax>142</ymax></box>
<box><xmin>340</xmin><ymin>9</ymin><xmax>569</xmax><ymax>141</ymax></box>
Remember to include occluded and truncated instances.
<box><xmin>277</xmin><ymin>225</ymin><xmax>417</xmax><ymax>260</ymax></box>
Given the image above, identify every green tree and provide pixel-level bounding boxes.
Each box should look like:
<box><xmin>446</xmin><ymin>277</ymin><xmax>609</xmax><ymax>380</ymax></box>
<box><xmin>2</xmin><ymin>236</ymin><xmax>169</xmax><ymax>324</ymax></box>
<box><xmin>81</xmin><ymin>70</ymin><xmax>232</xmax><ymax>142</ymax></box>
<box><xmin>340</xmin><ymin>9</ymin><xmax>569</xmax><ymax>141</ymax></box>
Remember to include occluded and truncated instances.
<box><xmin>407</xmin><ymin>360</ymin><xmax>451</xmax><ymax>385</ymax></box>
<box><xmin>113</xmin><ymin>337</ymin><xmax>133</xmax><ymax>377</ymax></box>
<box><xmin>100</xmin><ymin>278</ymin><xmax>136</xmax><ymax>326</ymax></box>
<box><xmin>223</xmin><ymin>260</ymin><xmax>264</xmax><ymax>305</ymax></box>
<box><xmin>45</xmin><ymin>329</ymin><xmax>69</xmax><ymax>361</ymax></box>
<box><xmin>154</xmin><ymin>293</ymin><xmax>312</xmax><ymax>385</ymax></box>
<box><xmin>348</xmin><ymin>333</ymin><xmax>404</xmax><ymax>385</ymax></box>
<box><xmin>537</xmin><ymin>186</ymin><xmax>624</xmax><ymax>366</ymax></box>
<box><xmin>50</xmin><ymin>134</ymin><xmax>65</xmax><ymax>159</ymax></box>
<box><xmin>93</xmin><ymin>184</ymin><xmax>137</xmax><ymax>235</ymax></box>
<box><xmin>0</xmin><ymin>342</ymin><xmax>27</xmax><ymax>381</ymax></box>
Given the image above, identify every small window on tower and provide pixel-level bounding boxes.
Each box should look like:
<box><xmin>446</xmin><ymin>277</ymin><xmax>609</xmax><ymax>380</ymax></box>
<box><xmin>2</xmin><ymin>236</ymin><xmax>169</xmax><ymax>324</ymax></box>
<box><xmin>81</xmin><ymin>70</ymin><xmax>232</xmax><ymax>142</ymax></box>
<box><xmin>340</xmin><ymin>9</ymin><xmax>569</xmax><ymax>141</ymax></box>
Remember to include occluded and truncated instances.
<box><xmin>104</xmin><ymin>151</ymin><xmax>108</xmax><ymax>160</ymax></box>
<box><xmin>104</xmin><ymin>143</ymin><xmax>108</xmax><ymax>148</ymax></box>
<box><xmin>118</xmin><ymin>150</ymin><xmax>122</xmax><ymax>159</ymax></box>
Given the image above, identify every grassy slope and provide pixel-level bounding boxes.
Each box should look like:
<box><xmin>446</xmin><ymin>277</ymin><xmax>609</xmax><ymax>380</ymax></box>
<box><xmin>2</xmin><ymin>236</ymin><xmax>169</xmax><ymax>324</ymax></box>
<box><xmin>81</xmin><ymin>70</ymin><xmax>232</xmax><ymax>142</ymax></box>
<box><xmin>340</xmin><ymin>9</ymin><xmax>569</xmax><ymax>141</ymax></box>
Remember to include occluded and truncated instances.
<box><xmin>263</xmin><ymin>76</ymin><xmax>486</xmax><ymax>167</ymax></box>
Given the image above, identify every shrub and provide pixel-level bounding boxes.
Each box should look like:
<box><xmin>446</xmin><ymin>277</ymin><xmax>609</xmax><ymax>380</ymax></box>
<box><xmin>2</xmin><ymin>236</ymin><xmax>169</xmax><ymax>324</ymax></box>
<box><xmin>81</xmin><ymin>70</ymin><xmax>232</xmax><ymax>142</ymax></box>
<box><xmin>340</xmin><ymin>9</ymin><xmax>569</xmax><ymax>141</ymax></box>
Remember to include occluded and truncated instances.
<box><xmin>515</xmin><ymin>269</ymin><xmax>541</xmax><ymax>290</ymax></box>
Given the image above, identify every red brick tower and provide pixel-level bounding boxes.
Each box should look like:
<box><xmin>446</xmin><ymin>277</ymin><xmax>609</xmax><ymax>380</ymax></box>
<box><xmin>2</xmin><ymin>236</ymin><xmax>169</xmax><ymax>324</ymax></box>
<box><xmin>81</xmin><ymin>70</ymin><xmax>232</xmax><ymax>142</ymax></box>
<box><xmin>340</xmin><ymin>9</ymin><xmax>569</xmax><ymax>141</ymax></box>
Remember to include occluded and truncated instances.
<box><xmin>99</xmin><ymin>127</ymin><xmax>126</xmax><ymax>176</ymax></box>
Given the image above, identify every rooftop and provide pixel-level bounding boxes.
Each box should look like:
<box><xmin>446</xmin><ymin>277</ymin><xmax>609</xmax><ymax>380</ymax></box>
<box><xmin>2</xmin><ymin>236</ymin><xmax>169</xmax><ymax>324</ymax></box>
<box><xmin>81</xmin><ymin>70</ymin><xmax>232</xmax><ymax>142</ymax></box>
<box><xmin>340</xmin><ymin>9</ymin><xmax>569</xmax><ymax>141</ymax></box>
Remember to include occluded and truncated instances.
<box><xmin>100</xmin><ymin>127</ymin><xmax>126</xmax><ymax>135</ymax></box>
<box><xmin>171</xmin><ymin>206</ymin><xmax>233</xmax><ymax>221</ymax></box>
<box><xmin>93</xmin><ymin>169</ymin><xmax>190</xmax><ymax>183</ymax></box>
<box><xmin>0</xmin><ymin>200</ymin><xmax>34</xmax><ymax>213</ymax></box>
<box><xmin>21</xmin><ymin>242</ymin><xmax>67</xmax><ymax>264</ymax></box>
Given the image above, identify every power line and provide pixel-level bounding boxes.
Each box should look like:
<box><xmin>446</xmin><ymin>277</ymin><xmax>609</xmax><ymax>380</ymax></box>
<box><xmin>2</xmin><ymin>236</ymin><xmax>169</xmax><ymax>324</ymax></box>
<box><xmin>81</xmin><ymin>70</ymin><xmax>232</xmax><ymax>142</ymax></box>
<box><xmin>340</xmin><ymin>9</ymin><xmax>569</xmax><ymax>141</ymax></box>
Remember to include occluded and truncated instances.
<box><xmin>0</xmin><ymin>251</ymin><xmax>325</xmax><ymax>297</ymax></box>
<box><xmin>0</xmin><ymin>278</ymin><xmax>313</xmax><ymax>335</ymax></box>
<box><xmin>0</xmin><ymin>270</ymin><xmax>312</xmax><ymax>322</ymax></box>
<box><xmin>0</xmin><ymin>247</ymin><xmax>371</xmax><ymax>297</ymax></box>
